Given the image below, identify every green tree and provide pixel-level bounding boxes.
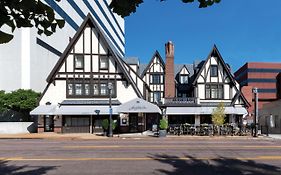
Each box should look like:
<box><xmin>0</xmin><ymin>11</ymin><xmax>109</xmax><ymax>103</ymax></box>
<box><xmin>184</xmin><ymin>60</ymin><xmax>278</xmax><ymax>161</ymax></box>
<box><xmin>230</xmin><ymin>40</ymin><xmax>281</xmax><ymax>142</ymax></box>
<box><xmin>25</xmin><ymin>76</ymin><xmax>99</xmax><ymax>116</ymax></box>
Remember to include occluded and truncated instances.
<box><xmin>211</xmin><ymin>102</ymin><xmax>226</xmax><ymax>126</ymax></box>
<box><xmin>159</xmin><ymin>118</ymin><xmax>168</xmax><ymax>130</ymax></box>
<box><xmin>109</xmin><ymin>0</ymin><xmax>221</xmax><ymax>18</ymax></box>
<box><xmin>0</xmin><ymin>90</ymin><xmax>5</xmax><ymax>113</ymax></box>
<box><xmin>0</xmin><ymin>0</ymin><xmax>65</xmax><ymax>44</ymax></box>
<box><xmin>0</xmin><ymin>89</ymin><xmax>40</xmax><ymax>113</ymax></box>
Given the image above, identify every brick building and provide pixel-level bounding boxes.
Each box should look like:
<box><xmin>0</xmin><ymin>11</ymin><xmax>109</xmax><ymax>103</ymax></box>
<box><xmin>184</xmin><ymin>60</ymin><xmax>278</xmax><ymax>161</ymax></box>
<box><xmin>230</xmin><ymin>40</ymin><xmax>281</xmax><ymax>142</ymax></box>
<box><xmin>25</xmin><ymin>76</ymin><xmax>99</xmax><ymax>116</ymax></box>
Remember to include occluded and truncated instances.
<box><xmin>234</xmin><ymin>62</ymin><xmax>281</xmax><ymax>119</ymax></box>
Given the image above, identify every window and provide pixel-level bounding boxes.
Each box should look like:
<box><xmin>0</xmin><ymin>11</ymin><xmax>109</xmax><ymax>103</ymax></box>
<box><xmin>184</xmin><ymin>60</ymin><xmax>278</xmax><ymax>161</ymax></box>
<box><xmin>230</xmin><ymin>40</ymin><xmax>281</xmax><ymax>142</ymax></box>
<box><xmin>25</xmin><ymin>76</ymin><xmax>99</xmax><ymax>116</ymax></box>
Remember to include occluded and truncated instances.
<box><xmin>151</xmin><ymin>74</ymin><xmax>161</xmax><ymax>84</ymax></box>
<box><xmin>68</xmin><ymin>84</ymin><xmax>73</xmax><ymax>95</ymax></box>
<box><xmin>75</xmin><ymin>84</ymin><xmax>82</xmax><ymax>95</ymax></box>
<box><xmin>210</xmin><ymin>65</ymin><xmax>218</xmax><ymax>77</ymax></box>
<box><xmin>206</xmin><ymin>84</ymin><xmax>224</xmax><ymax>99</ymax></box>
<box><xmin>93</xmin><ymin>83</ymin><xmax>99</xmax><ymax>95</ymax></box>
<box><xmin>74</xmin><ymin>55</ymin><xmax>84</xmax><ymax>69</ymax></box>
<box><xmin>100</xmin><ymin>83</ymin><xmax>108</xmax><ymax>96</ymax></box>
<box><xmin>84</xmin><ymin>84</ymin><xmax>90</xmax><ymax>96</ymax></box>
<box><xmin>99</xmin><ymin>56</ymin><xmax>109</xmax><ymax>70</ymax></box>
<box><xmin>67</xmin><ymin>80</ymin><xmax>116</xmax><ymax>98</ymax></box>
<box><xmin>180</xmin><ymin>75</ymin><xmax>189</xmax><ymax>84</ymax></box>
<box><xmin>153</xmin><ymin>91</ymin><xmax>161</xmax><ymax>103</ymax></box>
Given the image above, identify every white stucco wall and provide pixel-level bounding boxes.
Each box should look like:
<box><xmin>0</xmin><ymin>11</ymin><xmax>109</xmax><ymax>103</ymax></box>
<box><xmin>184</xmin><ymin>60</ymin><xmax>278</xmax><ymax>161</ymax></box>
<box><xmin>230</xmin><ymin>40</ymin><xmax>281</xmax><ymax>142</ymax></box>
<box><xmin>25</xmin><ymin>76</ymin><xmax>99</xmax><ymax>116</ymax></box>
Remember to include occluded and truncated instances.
<box><xmin>0</xmin><ymin>122</ymin><xmax>37</xmax><ymax>134</ymax></box>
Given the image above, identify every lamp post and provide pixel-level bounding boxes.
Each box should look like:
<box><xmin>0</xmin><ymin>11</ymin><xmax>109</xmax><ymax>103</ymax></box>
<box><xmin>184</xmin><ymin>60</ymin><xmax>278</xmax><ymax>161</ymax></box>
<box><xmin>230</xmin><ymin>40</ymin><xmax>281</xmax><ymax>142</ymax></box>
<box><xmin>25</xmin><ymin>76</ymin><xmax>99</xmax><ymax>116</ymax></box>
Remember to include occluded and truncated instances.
<box><xmin>253</xmin><ymin>87</ymin><xmax>258</xmax><ymax>137</ymax></box>
<box><xmin>108</xmin><ymin>82</ymin><xmax>113</xmax><ymax>137</ymax></box>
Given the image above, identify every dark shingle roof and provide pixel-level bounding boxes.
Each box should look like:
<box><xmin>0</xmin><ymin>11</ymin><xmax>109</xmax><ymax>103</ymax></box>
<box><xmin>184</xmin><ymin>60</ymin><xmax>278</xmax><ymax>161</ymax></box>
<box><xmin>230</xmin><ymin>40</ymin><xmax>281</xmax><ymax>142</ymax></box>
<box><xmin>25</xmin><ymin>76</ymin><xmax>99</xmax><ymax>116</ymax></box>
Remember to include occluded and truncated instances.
<box><xmin>124</xmin><ymin>57</ymin><xmax>139</xmax><ymax>65</ymax></box>
<box><xmin>61</xmin><ymin>100</ymin><xmax>121</xmax><ymax>106</ymax></box>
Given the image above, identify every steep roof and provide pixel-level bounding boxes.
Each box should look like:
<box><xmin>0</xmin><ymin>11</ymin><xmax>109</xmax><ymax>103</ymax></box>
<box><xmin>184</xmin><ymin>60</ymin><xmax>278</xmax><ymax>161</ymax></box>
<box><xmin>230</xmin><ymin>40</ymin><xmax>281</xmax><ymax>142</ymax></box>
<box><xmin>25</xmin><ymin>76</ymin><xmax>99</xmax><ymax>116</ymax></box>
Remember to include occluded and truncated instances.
<box><xmin>140</xmin><ymin>50</ymin><xmax>165</xmax><ymax>78</ymax></box>
<box><xmin>45</xmin><ymin>13</ymin><xmax>143</xmax><ymax>98</ymax></box>
<box><xmin>191</xmin><ymin>45</ymin><xmax>250</xmax><ymax>107</ymax></box>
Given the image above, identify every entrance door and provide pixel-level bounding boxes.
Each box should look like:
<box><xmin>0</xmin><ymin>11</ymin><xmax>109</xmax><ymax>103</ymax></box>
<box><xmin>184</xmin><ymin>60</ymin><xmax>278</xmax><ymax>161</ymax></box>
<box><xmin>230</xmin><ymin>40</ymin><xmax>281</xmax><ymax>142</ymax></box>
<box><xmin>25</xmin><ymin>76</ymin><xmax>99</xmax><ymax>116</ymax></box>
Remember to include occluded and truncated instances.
<box><xmin>129</xmin><ymin>114</ymin><xmax>138</xmax><ymax>132</ymax></box>
<box><xmin>44</xmin><ymin>115</ymin><xmax>54</xmax><ymax>132</ymax></box>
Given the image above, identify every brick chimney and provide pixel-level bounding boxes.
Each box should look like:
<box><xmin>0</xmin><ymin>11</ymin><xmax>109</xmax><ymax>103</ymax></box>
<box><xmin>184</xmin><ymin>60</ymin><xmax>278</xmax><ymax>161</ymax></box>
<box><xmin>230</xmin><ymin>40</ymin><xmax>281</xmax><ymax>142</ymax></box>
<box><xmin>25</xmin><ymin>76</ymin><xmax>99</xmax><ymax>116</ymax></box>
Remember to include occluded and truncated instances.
<box><xmin>165</xmin><ymin>41</ymin><xmax>175</xmax><ymax>98</ymax></box>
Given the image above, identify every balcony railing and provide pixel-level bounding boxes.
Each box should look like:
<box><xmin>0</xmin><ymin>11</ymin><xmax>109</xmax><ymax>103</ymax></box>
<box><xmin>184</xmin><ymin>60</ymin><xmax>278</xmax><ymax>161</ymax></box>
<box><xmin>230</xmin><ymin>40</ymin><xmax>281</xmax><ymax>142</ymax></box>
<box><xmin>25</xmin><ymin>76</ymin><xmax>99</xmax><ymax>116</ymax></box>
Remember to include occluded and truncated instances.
<box><xmin>163</xmin><ymin>97</ymin><xmax>199</xmax><ymax>105</ymax></box>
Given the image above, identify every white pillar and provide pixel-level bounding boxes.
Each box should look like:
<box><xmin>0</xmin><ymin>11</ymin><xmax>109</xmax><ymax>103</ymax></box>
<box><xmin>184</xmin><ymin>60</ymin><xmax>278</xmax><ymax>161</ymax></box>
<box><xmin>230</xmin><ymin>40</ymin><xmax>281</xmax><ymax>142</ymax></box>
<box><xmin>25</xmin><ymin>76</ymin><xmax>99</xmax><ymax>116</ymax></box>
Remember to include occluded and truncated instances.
<box><xmin>195</xmin><ymin>115</ymin><xmax>200</xmax><ymax>126</ymax></box>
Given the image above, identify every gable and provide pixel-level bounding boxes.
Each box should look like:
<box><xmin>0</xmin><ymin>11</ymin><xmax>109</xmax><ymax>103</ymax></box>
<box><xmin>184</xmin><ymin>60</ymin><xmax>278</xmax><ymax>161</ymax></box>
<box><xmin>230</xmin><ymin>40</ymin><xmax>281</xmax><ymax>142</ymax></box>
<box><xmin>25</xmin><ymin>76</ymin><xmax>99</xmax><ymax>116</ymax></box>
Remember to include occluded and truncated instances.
<box><xmin>45</xmin><ymin>14</ymin><xmax>142</xmax><ymax>98</ymax></box>
<box><xmin>179</xmin><ymin>66</ymin><xmax>190</xmax><ymax>75</ymax></box>
<box><xmin>141</xmin><ymin>51</ymin><xmax>165</xmax><ymax>77</ymax></box>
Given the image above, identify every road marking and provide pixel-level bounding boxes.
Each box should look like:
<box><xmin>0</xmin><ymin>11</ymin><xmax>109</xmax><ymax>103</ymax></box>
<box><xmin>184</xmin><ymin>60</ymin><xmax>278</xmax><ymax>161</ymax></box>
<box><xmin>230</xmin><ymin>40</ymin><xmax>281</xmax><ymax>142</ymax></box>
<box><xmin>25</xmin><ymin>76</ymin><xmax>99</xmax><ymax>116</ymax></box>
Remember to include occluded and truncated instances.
<box><xmin>0</xmin><ymin>156</ymin><xmax>281</xmax><ymax>161</ymax></box>
<box><xmin>63</xmin><ymin>145</ymin><xmax>281</xmax><ymax>149</ymax></box>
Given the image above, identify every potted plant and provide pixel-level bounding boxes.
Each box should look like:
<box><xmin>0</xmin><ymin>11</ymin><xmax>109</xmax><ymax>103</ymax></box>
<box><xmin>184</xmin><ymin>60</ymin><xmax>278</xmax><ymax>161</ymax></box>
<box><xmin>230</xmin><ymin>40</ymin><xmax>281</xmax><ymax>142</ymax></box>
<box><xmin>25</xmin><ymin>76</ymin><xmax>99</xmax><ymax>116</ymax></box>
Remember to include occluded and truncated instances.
<box><xmin>159</xmin><ymin>118</ymin><xmax>168</xmax><ymax>137</ymax></box>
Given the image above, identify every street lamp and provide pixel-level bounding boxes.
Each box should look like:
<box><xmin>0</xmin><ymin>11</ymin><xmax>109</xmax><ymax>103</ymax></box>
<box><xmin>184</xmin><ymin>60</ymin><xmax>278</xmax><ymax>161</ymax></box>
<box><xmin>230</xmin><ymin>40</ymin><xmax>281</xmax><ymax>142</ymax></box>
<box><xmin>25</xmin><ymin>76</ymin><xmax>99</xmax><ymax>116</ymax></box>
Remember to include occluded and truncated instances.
<box><xmin>252</xmin><ymin>87</ymin><xmax>258</xmax><ymax>137</ymax></box>
<box><xmin>108</xmin><ymin>82</ymin><xmax>113</xmax><ymax>137</ymax></box>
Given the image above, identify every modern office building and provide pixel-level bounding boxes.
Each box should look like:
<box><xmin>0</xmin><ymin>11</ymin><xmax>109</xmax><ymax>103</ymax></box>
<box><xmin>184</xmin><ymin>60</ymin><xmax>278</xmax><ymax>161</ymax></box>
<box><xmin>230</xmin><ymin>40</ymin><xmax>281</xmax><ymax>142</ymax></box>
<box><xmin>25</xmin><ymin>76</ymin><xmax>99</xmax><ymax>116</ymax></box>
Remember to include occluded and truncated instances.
<box><xmin>234</xmin><ymin>62</ymin><xmax>281</xmax><ymax>118</ymax></box>
<box><xmin>31</xmin><ymin>14</ymin><xmax>249</xmax><ymax>133</ymax></box>
<box><xmin>0</xmin><ymin>0</ymin><xmax>124</xmax><ymax>92</ymax></box>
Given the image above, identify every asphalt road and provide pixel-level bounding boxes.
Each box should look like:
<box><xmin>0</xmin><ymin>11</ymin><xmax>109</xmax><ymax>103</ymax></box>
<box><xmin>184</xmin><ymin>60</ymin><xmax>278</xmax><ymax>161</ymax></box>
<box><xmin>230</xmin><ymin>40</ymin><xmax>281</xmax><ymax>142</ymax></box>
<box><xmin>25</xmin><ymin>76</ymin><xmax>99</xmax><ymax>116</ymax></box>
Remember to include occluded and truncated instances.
<box><xmin>0</xmin><ymin>137</ymin><xmax>280</xmax><ymax>175</ymax></box>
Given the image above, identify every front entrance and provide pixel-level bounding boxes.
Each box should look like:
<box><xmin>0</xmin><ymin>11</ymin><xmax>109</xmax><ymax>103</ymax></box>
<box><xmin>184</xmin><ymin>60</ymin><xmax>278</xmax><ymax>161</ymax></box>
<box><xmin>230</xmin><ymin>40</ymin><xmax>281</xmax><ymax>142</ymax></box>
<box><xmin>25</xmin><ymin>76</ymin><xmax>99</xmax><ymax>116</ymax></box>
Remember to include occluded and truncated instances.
<box><xmin>129</xmin><ymin>114</ymin><xmax>138</xmax><ymax>132</ymax></box>
<box><xmin>44</xmin><ymin>115</ymin><xmax>54</xmax><ymax>132</ymax></box>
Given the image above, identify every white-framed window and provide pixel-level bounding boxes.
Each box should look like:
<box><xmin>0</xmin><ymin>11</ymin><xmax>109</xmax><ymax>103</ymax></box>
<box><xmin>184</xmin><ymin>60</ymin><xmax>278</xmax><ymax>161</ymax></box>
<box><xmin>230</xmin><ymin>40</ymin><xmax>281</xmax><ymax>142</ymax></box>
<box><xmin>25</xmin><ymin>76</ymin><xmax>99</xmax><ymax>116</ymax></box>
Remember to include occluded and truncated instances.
<box><xmin>206</xmin><ymin>84</ymin><xmax>223</xmax><ymax>99</ymax></box>
<box><xmin>74</xmin><ymin>55</ymin><xmax>84</xmax><ymax>69</ymax></box>
<box><xmin>75</xmin><ymin>84</ymin><xmax>82</xmax><ymax>95</ymax></box>
<box><xmin>210</xmin><ymin>65</ymin><xmax>218</xmax><ymax>77</ymax></box>
<box><xmin>100</xmin><ymin>83</ymin><xmax>107</xmax><ymax>95</ymax></box>
<box><xmin>180</xmin><ymin>75</ymin><xmax>189</xmax><ymax>84</ymax></box>
<box><xmin>153</xmin><ymin>91</ymin><xmax>161</xmax><ymax>103</ymax></box>
<box><xmin>68</xmin><ymin>84</ymin><xmax>73</xmax><ymax>95</ymax></box>
<box><xmin>99</xmin><ymin>56</ymin><xmax>109</xmax><ymax>70</ymax></box>
<box><xmin>151</xmin><ymin>74</ymin><xmax>161</xmax><ymax>84</ymax></box>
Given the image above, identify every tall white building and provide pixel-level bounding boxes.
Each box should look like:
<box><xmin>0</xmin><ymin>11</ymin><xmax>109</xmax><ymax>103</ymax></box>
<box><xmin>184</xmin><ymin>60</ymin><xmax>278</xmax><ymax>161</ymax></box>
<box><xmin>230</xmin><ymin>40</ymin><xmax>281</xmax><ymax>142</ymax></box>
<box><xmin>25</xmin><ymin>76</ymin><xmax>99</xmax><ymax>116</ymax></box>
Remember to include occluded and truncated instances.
<box><xmin>0</xmin><ymin>0</ymin><xmax>124</xmax><ymax>92</ymax></box>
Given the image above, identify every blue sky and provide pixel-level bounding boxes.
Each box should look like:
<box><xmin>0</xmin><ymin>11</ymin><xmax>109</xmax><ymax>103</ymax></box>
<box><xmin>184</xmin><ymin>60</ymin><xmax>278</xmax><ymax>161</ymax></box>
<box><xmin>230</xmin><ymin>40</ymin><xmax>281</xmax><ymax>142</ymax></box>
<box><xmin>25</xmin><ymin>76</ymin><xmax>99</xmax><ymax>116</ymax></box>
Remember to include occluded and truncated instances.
<box><xmin>125</xmin><ymin>0</ymin><xmax>281</xmax><ymax>72</ymax></box>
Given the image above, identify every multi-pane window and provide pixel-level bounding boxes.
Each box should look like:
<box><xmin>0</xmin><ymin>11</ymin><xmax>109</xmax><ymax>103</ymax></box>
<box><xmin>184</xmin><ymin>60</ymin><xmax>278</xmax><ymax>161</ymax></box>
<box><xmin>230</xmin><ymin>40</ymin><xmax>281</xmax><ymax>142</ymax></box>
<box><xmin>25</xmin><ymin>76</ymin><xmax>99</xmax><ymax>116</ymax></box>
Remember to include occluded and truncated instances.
<box><xmin>100</xmin><ymin>83</ymin><xmax>108</xmax><ymax>96</ymax></box>
<box><xmin>151</xmin><ymin>74</ymin><xmax>161</xmax><ymax>84</ymax></box>
<box><xmin>99</xmin><ymin>56</ymin><xmax>109</xmax><ymax>70</ymax></box>
<box><xmin>67</xmin><ymin>80</ymin><xmax>116</xmax><ymax>98</ymax></box>
<box><xmin>75</xmin><ymin>84</ymin><xmax>82</xmax><ymax>95</ymax></box>
<box><xmin>210</xmin><ymin>65</ymin><xmax>218</xmax><ymax>77</ymax></box>
<box><xmin>153</xmin><ymin>91</ymin><xmax>161</xmax><ymax>103</ymax></box>
<box><xmin>74</xmin><ymin>55</ymin><xmax>84</xmax><ymax>69</ymax></box>
<box><xmin>205</xmin><ymin>84</ymin><xmax>223</xmax><ymax>99</ymax></box>
<box><xmin>180</xmin><ymin>75</ymin><xmax>189</xmax><ymax>84</ymax></box>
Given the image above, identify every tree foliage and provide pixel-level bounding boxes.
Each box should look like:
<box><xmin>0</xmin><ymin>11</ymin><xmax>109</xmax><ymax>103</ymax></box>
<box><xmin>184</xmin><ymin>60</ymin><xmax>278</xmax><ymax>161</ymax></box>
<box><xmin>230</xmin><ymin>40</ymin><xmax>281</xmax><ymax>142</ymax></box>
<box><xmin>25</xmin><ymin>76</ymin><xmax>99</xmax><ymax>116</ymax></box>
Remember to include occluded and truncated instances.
<box><xmin>159</xmin><ymin>118</ymin><xmax>168</xmax><ymax>130</ymax></box>
<box><xmin>0</xmin><ymin>0</ymin><xmax>65</xmax><ymax>44</ymax></box>
<box><xmin>0</xmin><ymin>89</ymin><xmax>40</xmax><ymax>113</ymax></box>
<box><xmin>211</xmin><ymin>102</ymin><xmax>226</xmax><ymax>126</ymax></box>
<box><xmin>109</xmin><ymin>0</ymin><xmax>221</xmax><ymax>18</ymax></box>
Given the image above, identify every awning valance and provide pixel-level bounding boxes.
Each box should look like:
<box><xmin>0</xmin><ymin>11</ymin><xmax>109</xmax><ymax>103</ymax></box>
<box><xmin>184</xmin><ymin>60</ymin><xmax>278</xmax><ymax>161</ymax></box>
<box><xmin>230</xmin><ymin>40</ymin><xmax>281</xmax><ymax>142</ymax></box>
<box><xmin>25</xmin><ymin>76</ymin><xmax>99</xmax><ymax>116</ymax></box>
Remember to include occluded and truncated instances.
<box><xmin>166</xmin><ymin>106</ymin><xmax>248</xmax><ymax>115</ymax></box>
<box><xmin>54</xmin><ymin>105</ymin><xmax>119</xmax><ymax>115</ymax></box>
<box><xmin>30</xmin><ymin>105</ymin><xmax>57</xmax><ymax>115</ymax></box>
<box><xmin>117</xmin><ymin>98</ymin><xmax>161</xmax><ymax>114</ymax></box>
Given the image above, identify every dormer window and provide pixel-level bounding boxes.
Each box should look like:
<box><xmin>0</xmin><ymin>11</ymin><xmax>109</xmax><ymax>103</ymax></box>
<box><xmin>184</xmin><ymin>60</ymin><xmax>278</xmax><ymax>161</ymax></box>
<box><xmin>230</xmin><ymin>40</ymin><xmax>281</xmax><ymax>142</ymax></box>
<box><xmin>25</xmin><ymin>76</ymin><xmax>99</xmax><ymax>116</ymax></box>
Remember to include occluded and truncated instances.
<box><xmin>180</xmin><ymin>75</ymin><xmax>189</xmax><ymax>84</ymax></box>
<box><xmin>210</xmin><ymin>65</ymin><xmax>218</xmax><ymax>77</ymax></box>
<box><xmin>74</xmin><ymin>55</ymin><xmax>84</xmax><ymax>69</ymax></box>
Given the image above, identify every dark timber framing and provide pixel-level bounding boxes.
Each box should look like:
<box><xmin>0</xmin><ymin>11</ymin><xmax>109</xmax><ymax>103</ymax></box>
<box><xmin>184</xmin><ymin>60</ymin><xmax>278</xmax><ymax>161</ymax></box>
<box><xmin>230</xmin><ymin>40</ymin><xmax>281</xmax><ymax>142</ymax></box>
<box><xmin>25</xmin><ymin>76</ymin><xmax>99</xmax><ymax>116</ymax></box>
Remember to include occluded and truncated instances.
<box><xmin>43</xmin><ymin>13</ymin><xmax>143</xmax><ymax>100</ymax></box>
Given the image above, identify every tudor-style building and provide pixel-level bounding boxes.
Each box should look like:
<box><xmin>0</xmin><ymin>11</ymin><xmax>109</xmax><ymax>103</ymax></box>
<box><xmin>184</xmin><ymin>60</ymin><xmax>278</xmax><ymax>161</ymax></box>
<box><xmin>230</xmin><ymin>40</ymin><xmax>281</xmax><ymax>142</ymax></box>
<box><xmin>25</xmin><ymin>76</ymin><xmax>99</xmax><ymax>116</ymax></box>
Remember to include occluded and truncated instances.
<box><xmin>140</xmin><ymin>51</ymin><xmax>165</xmax><ymax>103</ymax></box>
<box><xmin>31</xmin><ymin>14</ymin><xmax>161</xmax><ymax>133</ymax></box>
<box><xmin>31</xmin><ymin>14</ymin><xmax>249</xmax><ymax>134</ymax></box>
<box><xmin>137</xmin><ymin>43</ymin><xmax>249</xmax><ymax>126</ymax></box>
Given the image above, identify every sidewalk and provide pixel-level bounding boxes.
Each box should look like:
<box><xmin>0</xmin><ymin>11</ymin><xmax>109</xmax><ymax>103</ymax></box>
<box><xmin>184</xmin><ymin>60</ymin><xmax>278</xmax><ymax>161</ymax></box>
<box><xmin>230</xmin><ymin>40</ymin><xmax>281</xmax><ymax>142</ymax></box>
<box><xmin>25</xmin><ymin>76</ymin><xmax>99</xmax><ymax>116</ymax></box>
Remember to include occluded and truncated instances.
<box><xmin>268</xmin><ymin>134</ymin><xmax>281</xmax><ymax>140</ymax></box>
<box><xmin>0</xmin><ymin>133</ymin><xmax>108</xmax><ymax>140</ymax></box>
<box><xmin>0</xmin><ymin>132</ymin><xmax>276</xmax><ymax>140</ymax></box>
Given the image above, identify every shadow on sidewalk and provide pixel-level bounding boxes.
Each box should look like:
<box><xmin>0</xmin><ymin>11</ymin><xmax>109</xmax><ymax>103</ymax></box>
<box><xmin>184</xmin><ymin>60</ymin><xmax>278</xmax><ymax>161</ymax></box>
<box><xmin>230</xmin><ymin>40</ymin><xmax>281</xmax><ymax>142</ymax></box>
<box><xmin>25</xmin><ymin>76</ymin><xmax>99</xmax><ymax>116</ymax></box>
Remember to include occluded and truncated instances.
<box><xmin>0</xmin><ymin>160</ymin><xmax>57</xmax><ymax>175</ymax></box>
<box><xmin>149</xmin><ymin>154</ymin><xmax>281</xmax><ymax>175</ymax></box>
